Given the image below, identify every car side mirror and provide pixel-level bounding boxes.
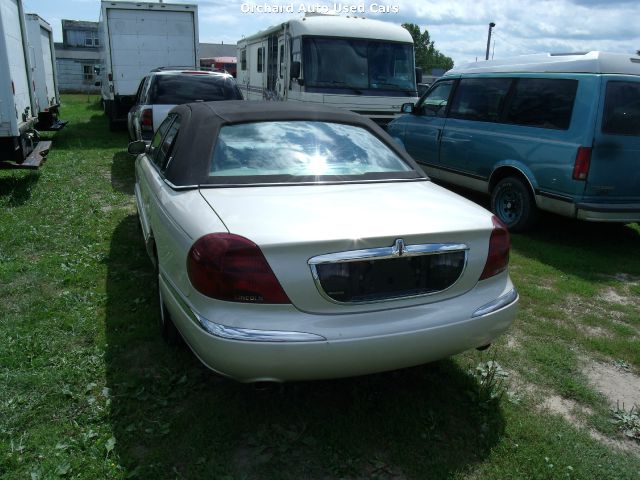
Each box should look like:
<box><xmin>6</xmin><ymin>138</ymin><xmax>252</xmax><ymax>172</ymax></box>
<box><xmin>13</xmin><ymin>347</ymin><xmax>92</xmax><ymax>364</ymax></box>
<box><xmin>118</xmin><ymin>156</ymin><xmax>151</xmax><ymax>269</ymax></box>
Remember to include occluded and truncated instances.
<box><xmin>401</xmin><ymin>103</ymin><xmax>414</xmax><ymax>114</ymax></box>
<box><xmin>127</xmin><ymin>140</ymin><xmax>148</xmax><ymax>156</ymax></box>
<box><xmin>290</xmin><ymin>61</ymin><xmax>300</xmax><ymax>79</ymax></box>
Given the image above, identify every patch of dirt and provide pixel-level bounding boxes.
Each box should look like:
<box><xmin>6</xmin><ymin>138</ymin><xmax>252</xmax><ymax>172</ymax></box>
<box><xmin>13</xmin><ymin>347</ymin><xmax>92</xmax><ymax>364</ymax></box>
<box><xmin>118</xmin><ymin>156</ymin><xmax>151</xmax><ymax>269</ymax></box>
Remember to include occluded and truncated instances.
<box><xmin>504</xmin><ymin>335</ymin><xmax>520</xmax><ymax>350</ymax></box>
<box><xmin>541</xmin><ymin>394</ymin><xmax>591</xmax><ymax>428</ymax></box>
<box><xmin>599</xmin><ymin>287</ymin><xmax>633</xmax><ymax>306</ymax></box>
<box><xmin>583</xmin><ymin>361</ymin><xmax>640</xmax><ymax>410</ymax></box>
<box><xmin>579</xmin><ymin>325</ymin><xmax>611</xmax><ymax>338</ymax></box>
<box><xmin>506</xmin><ymin>369</ymin><xmax>639</xmax><ymax>455</ymax></box>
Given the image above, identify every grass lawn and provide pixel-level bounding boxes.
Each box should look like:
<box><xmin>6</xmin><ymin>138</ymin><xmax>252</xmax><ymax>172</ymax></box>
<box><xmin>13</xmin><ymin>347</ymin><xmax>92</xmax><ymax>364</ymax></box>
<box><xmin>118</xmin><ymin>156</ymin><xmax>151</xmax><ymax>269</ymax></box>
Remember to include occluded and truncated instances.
<box><xmin>1</xmin><ymin>95</ymin><xmax>639</xmax><ymax>479</ymax></box>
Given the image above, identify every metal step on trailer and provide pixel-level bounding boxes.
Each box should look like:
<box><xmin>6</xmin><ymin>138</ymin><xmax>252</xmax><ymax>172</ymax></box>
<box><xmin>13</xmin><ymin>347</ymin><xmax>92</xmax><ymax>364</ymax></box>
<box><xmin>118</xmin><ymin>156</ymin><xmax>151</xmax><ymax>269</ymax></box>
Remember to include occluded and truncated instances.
<box><xmin>44</xmin><ymin>120</ymin><xmax>69</xmax><ymax>131</ymax></box>
<box><xmin>0</xmin><ymin>141</ymin><xmax>52</xmax><ymax>170</ymax></box>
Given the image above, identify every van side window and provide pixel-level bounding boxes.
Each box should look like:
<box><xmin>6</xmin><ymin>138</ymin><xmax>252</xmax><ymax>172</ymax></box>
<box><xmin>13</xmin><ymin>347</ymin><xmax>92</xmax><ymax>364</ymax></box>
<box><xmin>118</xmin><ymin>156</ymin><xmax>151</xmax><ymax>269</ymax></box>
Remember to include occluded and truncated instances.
<box><xmin>419</xmin><ymin>81</ymin><xmax>453</xmax><ymax>117</ymax></box>
<box><xmin>449</xmin><ymin>78</ymin><xmax>511</xmax><ymax>122</ymax></box>
<box><xmin>602</xmin><ymin>81</ymin><xmax>640</xmax><ymax>136</ymax></box>
<box><xmin>505</xmin><ymin>78</ymin><xmax>577</xmax><ymax>130</ymax></box>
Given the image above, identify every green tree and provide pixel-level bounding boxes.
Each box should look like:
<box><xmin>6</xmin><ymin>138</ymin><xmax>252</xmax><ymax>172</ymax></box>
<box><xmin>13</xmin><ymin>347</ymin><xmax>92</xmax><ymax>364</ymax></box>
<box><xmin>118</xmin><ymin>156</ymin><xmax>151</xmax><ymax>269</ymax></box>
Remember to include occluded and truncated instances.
<box><xmin>402</xmin><ymin>23</ymin><xmax>454</xmax><ymax>73</ymax></box>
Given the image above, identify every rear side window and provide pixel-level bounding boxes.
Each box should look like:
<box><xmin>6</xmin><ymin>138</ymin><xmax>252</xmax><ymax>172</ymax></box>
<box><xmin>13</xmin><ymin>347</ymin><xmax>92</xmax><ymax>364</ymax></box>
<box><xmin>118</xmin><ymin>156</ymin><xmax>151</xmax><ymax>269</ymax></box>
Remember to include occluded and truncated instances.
<box><xmin>156</xmin><ymin>117</ymin><xmax>181</xmax><ymax>171</ymax></box>
<box><xmin>505</xmin><ymin>78</ymin><xmax>577</xmax><ymax>130</ymax></box>
<box><xmin>602</xmin><ymin>81</ymin><xmax>640</xmax><ymax>136</ymax></box>
<box><xmin>449</xmin><ymin>78</ymin><xmax>511</xmax><ymax>122</ymax></box>
<box><xmin>149</xmin><ymin>116</ymin><xmax>175</xmax><ymax>169</ymax></box>
<box><xmin>150</xmin><ymin>75</ymin><xmax>242</xmax><ymax>104</ymax></box>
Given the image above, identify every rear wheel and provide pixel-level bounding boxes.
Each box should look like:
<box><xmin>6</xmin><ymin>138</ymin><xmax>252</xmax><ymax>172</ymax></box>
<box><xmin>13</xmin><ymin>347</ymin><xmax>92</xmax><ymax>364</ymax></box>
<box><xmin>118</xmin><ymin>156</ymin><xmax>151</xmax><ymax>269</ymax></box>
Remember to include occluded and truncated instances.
<box><xmin>491</xmin><ymin>176</ymin><xmax>537</xmax><ymax>232</ymax></box>
<box><xmin>158</xmin><ymin>277</ymin><xmax>182</xmax><ymax>345</ymax></box>
<box><xmin>154</xmin><ymin>249</ymin><xmax>182</xmax><ymax>345</ymax></box>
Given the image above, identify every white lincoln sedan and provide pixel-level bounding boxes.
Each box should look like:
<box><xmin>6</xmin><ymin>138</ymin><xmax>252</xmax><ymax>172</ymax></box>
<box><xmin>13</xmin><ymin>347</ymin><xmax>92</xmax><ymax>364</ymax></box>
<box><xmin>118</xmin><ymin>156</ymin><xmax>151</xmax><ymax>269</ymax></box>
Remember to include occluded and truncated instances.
<box><xmin>129</xmin><ymin>101</ymin><xmax>518</xmax><ymax>382</ymax></box>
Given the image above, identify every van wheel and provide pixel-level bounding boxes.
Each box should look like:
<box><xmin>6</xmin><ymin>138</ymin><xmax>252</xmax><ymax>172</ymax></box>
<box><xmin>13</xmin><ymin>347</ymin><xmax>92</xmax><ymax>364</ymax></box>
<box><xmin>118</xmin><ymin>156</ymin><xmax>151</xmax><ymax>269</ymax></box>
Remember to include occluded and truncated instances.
<box><xmin>491</xmin><ymin>176</ymin><xmax>537</xmax><ymax>232</ymax></box>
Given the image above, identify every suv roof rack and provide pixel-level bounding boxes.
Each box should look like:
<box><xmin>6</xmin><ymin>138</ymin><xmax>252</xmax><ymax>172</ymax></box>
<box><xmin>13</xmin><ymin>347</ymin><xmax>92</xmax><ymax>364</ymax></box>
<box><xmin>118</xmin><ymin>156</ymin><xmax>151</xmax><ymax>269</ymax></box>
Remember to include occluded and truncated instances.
<box><xmin>150</xmin><ymin>66</ymin><xmax>200</xmax><ymax>72</ymax></box>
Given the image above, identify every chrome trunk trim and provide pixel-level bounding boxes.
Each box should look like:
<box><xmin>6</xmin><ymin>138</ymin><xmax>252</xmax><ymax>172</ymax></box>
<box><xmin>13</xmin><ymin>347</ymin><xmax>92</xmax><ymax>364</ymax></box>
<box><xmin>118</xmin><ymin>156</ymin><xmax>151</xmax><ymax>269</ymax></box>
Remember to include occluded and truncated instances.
<box><xmin>472</xmin><ymin>289</ymin><xmax>518</xmax><ymax>318</ymax></box>
<box><xmin>308</xmin><ymin>241</ymin><xmax>469</xmax><ymax>305</ymax></box>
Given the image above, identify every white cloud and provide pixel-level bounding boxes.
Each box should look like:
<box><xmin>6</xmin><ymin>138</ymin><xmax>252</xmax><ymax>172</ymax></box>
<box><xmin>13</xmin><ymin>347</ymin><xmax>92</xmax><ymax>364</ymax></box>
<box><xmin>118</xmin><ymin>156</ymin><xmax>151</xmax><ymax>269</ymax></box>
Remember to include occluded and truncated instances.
<box><xmin>22</xmin><ymin>0</ymin><xmax>640</xmax><ymax>63</ymax></box>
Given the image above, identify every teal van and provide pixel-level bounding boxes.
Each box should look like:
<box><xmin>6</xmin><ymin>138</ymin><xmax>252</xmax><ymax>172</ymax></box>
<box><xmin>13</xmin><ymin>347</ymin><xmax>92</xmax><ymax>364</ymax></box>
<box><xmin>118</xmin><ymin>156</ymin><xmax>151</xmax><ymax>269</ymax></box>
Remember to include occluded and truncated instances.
<box><xmin>388</xmin><ymin>51</ymin><xmax>640</xmax><ymax>231</ymax></box>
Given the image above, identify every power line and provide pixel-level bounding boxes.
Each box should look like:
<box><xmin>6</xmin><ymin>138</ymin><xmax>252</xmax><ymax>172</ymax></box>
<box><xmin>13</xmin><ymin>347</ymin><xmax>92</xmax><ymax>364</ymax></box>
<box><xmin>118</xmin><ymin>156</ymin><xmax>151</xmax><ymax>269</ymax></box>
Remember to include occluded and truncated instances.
<box><xmin>492</xmin><ymin>31</ymin><xmax>540</xmax><ymax>55</ymax></box>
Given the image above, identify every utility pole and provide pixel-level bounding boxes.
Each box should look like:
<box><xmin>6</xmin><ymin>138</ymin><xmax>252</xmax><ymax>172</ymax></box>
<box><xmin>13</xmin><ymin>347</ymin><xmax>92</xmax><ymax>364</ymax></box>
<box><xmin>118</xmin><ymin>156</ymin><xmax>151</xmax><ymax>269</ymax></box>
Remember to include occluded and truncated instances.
<box><xmin>485</xmin><ymin>22</ymin><xmax>495</xmax><ymax>61</ymax></box>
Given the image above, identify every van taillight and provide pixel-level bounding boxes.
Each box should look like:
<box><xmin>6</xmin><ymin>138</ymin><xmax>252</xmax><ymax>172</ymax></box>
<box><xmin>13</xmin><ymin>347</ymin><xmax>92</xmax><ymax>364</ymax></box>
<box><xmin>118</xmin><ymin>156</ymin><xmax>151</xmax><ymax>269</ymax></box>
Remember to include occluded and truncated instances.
<box><xmin>572</xmin><ymin>146</ymin><xmax>592</xmax><ymax>181</ymax></box>
<box><xmin>479</xmin><ymin>216</ymin><xmax>510</xmax><ymax>280</ymax></box>
<box><xmin>108</xmin><ymin>73</ymin><xmax>113</xmax><ymax>82</ymax></box>
<box><xmin>140</xmin><ymin>109</ymin><xmax>153</xmax><ymax>132</ymax></box>
<box><xmin>187</xmin><ymin>233</ymin><xmax>291</xmax><ymax>304</ymax></box>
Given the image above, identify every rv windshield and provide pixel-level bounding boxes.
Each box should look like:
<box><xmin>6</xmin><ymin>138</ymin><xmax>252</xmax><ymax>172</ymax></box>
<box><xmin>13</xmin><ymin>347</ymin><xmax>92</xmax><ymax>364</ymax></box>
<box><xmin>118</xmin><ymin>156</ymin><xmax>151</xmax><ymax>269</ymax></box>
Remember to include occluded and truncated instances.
<box><xmin>302</xmin><ymin>38</ymin><xmax>416</xmax><ymax>94</ymax></box>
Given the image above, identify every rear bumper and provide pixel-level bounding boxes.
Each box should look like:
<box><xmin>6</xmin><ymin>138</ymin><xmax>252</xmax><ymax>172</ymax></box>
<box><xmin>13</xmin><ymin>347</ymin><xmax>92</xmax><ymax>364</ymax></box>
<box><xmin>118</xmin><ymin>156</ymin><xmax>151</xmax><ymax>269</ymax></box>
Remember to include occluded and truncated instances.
<box><xmin>160</xmin><ymin>274</ymin><xmax>518</xmax><ymax>382</ymax></box>
<box><xmin>576</xmin><ymin>202</ymin><xmax>640</xmax><ymax>222</ymax></box>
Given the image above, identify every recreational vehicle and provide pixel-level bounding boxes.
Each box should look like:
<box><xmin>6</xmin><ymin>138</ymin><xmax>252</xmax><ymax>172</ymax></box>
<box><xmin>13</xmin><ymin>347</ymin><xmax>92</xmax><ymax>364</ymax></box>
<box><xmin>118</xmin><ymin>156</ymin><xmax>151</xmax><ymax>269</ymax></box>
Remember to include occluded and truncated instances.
<box><xmin>237</xmin><ymin>14</ymin><xmax>420</xmax><ymax>126</ymax></box>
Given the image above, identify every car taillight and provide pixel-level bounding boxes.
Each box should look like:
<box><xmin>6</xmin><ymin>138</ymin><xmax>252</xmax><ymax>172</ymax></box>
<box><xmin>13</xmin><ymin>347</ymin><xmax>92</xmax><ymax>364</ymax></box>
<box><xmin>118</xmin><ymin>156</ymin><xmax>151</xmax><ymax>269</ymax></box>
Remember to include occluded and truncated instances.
<box><xmin>479</xmin><ymin>216</ymin><xmax>510</xmax><ymax>280</ymax></box>
<box><xmin>187</xmin><ymin>233</ymin><xmax>290</xmax><ymax>304</ymax></box>
<box><xmin>140</xmin><ymin>109</ymin><xmax>153</xmax><ymax>132</ymax></box>
<box><xmin>572</xmin><ymin>146</ymin><xmax>591</xmax><ymax>181</ymax></box>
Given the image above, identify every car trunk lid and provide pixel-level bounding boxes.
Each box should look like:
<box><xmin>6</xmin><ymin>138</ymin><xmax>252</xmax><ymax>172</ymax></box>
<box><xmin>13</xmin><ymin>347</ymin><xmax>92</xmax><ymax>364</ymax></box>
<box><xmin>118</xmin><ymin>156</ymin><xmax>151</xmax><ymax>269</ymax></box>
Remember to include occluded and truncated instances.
<box><xmin>198</xmin><ymin>181</ymin><xmax>495</xmax><ymax>314</ymax></box>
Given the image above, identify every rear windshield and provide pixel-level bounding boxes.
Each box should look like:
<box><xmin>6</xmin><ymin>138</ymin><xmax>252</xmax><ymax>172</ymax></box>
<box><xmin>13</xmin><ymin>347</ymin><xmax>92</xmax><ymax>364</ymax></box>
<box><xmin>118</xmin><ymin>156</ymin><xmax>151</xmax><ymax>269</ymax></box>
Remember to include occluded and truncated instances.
<box><xmin>207</xmin><ymin>121</ymin><xmax>419</xmax><ymax>184</ymax></box>
<box><xmin>150</xmin><ymin>75</ymin><xmax>242</xmax><ymax>104</ymax></box>
<box><xmin>602</xmin><ymin>81</ymin><xmax>640</xmax><ymax>136</ymax></box>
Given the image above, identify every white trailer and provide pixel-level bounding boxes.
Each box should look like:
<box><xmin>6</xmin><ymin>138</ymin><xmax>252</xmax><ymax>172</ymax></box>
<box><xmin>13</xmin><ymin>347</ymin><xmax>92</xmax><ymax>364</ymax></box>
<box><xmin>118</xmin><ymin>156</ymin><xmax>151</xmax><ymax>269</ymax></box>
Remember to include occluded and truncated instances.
<box><xmin>0</xmin><ymin>0</ymin><xmax>50</xmax><ymax>168</ymax></box>
<box><xmin>237</xmin><ymin>14</ymin><xmax>421</xmax><ymax>127</ymax></box>
<box><xmin>25</xmin><ymin>13</ymin><xmax>67</xmax><ymax>131</ymax></box>
<box><xmin>98</xmin><ymin>0</ymin><xmax>199</xmax><ymax>129</ymax></box>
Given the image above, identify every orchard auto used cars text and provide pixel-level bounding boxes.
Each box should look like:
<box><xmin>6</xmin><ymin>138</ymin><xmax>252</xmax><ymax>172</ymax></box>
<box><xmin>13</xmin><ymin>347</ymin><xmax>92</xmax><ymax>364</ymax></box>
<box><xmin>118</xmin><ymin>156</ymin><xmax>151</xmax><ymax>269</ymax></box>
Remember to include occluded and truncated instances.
<box><xmin>240</xmin><ymin>3</ymin><xmax>400</xmax><ymax>14</ymax></box>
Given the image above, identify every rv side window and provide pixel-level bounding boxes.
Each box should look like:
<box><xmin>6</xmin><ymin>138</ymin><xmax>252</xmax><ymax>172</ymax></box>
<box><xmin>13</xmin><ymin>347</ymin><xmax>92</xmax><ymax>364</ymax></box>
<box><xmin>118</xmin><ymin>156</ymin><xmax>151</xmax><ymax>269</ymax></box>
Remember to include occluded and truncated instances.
<box><xmin>449</xmin><ymin>78</ymin><xmax>511</xmax><ymax>123</ymax></box>
<box><xmin>240</xmin><ymin>49</ymin><xmax>247</xmax><ymax>71</ymax></box>
<box><xmin>505</xmin><ymin>78</ymin><xmax>577</xmax><ymax>130</ymax></box>
<box><xmin>602</xmin><ymin>81</ymin><xmax>640</xmax><ymax>136</ymax></box>
<box><xmin>279</xmin><ymin>45</ymin><xmax>285</xmax><ymax>79</ymax></box>
<box><xmin>257</xmin><ymin>47</ymin><xmax>264</xmax><ymax>73</ymax></box>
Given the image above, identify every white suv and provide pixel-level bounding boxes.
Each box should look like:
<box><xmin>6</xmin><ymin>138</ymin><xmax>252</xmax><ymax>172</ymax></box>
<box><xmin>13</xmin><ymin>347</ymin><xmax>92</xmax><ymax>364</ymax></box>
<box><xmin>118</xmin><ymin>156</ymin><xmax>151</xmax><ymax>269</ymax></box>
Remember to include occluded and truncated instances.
<box><xmin>127</xmin><ymin>69</ymin><xmax>243</xmax><ymax>141</ymax></box>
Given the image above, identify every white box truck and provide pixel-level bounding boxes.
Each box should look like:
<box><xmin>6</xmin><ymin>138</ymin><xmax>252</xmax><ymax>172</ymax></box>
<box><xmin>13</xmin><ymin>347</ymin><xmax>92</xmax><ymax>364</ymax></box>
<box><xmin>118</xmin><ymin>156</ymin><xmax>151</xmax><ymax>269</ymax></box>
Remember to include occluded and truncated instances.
<box><xmin>25</xmin><ymin>13</ymin><xmax>67</xmax><ymax>131</ymax></box>
<box><xmin>0</xmin><ymin>0</ymin><xmax>51</xmax><ymax>168</ymax></box>
<box><xmin>98</xmin><ymin>0</ymin><xmax>199</xmax><ymax>129</ymax></box>
<box><xmin>237</xmin><ymin>14</ymin><xmax>421</xmax><ymax>127</ymax></box>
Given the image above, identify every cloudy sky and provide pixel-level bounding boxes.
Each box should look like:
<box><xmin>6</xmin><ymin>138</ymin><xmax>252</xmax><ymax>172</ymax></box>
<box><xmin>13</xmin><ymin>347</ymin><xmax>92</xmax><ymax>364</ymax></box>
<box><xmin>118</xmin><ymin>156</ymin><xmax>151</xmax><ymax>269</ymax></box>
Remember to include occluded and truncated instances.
<box><xmin>23</xmin><ymin>0</ymin><xmax>640</xmax><ymax>65</ymax></box>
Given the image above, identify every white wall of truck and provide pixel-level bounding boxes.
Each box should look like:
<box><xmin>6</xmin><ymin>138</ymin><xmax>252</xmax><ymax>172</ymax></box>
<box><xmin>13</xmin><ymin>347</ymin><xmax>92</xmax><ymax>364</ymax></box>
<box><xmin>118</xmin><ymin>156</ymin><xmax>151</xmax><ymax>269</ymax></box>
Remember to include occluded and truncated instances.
<box><xmin>98</xmin><ymin>1</ymin><xmax>198</xmax><ymax>127</ymax></box>
<box><xmin>0</xmin><ymin>0</ymin><xmax>51</xmax><ymax>167</ymax></box>
<box><xmin>25</xmin><ymin>13</ymin><xmax>64</xmax><ymax>130</ymax></box>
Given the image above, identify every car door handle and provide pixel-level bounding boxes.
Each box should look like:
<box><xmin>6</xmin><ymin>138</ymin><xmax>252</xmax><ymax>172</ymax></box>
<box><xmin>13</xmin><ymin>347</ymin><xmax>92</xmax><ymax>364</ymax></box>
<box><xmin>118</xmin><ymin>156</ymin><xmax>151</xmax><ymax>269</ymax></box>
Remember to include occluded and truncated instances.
<box><xmin>436</xmin><ymin>128</ymin><xmax>443</xmax><ymax>142</ymax></box>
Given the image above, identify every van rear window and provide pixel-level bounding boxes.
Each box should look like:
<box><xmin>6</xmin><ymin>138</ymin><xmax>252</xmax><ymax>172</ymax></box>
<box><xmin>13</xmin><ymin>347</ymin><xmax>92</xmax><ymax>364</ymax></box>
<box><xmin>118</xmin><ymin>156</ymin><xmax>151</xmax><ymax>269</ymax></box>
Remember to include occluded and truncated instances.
<box><xmin>602</xmin><ymin>81</ymin><xmax>640</xmax><ymax>136</ymax></box>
